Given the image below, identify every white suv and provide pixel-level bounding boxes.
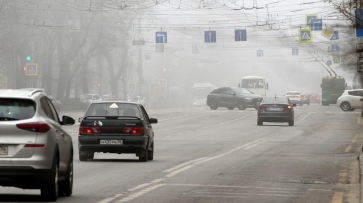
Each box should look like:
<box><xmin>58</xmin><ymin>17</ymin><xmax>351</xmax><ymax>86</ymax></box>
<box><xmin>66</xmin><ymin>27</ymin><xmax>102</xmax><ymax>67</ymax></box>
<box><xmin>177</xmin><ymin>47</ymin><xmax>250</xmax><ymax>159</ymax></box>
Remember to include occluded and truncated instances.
<box><xmin>0</xmin><ymin>89</ymin><xmax>75</xmax><ymax>201</ymax></box>
<box><xmin>337</xmin><ymin>89</ymin><xmax>363</xmax><ymax>111</ymax></box>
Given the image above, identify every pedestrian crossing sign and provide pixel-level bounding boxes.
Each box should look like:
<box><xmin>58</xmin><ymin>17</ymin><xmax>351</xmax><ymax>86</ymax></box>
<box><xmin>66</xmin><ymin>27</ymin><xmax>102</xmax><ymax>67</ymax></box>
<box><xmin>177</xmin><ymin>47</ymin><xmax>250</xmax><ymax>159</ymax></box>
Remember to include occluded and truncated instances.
<box><xmin>299</xmin><ymin>29</ymin><xmax>313</xmax><ymax>43</ymax></box>
<box><xmin>25</xmin><ymin>63</ymin><xmax>38</xmax><ymax>76</ymax></box>
<box><xmin>333</xmin><ymin>56</ymin><xmax>341</xmax><ymax>64</ymax></box>
<box><xmin>306</xmin><ymin>14</ymin><xmax>318</xmax><ymax>27</ymax></box>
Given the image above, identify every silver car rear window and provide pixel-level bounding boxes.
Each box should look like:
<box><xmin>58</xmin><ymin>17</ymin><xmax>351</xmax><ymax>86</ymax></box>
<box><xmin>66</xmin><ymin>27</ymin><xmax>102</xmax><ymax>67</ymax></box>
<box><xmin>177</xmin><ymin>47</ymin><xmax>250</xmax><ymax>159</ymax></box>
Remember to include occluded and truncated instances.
<box><xmin>0</xmin><ymin>99</ymin><xmax>36</xmax><ymax>121</ymax></box>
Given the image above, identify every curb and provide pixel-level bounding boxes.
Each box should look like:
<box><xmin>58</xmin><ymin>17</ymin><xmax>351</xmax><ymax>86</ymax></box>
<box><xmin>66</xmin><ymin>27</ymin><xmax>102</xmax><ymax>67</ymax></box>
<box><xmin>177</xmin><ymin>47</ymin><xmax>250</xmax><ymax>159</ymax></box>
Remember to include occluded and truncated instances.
<box><xmin>360</xmin><ymin>154</ymin><xmax>363</xmax><ymax>203</ymax></box>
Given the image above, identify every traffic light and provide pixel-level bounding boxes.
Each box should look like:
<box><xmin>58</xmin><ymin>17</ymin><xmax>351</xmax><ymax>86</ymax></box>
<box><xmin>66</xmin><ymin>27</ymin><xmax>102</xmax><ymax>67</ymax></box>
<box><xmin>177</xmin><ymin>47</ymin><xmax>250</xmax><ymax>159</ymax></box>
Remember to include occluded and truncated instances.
<box><xmin>163</xmin><ymin>68</ymin><xmax>167</xmax><ymax>72</ymax></box>
<box><xmin>98</xmin><ymin>83</ymin><xmax>101</xmax><ymax>87</ymax></box>
<box><xmin>26</xmin><ymin>56</ymin><xmax>31</xmax><ymax>61</ymax></box>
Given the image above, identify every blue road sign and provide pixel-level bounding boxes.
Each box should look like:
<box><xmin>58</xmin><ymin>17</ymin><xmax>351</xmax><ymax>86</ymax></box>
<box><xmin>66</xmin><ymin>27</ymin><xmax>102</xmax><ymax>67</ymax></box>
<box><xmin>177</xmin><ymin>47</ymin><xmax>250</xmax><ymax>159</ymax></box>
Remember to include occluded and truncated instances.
<box><xmin>356</xmin><ymin>9</ymin><xmax>363</xmax><ymax>37</ymax></box>
<box><xmin>257</xmin><ymin>50</ymin><xmax>264</xmax><ymax>57</ymax></box>
<box><xmin>330</xmin><ymin>31</ymin><xmax>339</xmax><ymax>40</ymax></box>
<box><xmin>204</xmin><ymin>31</ymin><xmax>216</xmax><ymax>43</ymax></box>
<box><xmin>292</xmin><ymin>48</ymin><xmax>299</xmax><ymax>55</ymax></box>
<box><xmin>155</xmin><ymin>32</ymin><xmax>167</xmax><ymax>43</ymax></box>
<box><xmin>333</xmin><ymin>56</ymin><xmax>341</xmax><ymax>64</ymax></box>
<box><xmin>310</xmin><ymin>19</ymin><xmax>322</xmax><ymax>31</ymax></box>
<box><xmin>26</xmin><ymin>63</ymin><xmax>38</xmax><ymax>75</ymax></box>
<box><xmin>306</xmin><ymin>14</ymin><xmax>318</xmax><ymax>27</ymax></box>
<box><xmin>235</xmin><ymin>29</ymin><xmax>247</xmax><ymax>41</ymax></box>
<box><xmin>331</xmin><ymin>44</ymin><xmax>340</xmax><ymax>53</ymax></box>
<box><xmin>299</xmin><ymin>29</ymin><xmax>313</xmax><ymax>43</ymax></box>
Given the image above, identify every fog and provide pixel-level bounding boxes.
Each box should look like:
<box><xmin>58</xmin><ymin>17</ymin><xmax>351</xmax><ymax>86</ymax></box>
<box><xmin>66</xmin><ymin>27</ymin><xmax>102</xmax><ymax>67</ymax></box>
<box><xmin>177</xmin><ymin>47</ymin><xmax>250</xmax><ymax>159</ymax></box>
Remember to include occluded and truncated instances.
<box><xmin>0</xmin><ymin>0</ymin><xmax>359</xmax><ymax>107</ymax></box>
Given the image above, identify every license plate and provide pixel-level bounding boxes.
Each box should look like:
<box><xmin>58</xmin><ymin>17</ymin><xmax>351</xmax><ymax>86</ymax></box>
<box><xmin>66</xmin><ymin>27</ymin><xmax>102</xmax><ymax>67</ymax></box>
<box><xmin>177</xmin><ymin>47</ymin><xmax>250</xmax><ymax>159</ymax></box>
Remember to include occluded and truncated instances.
<box><xmin>269</xmin><ymin>107</ymin><xmax>281</xmax><ymax>111</ymax></box>
<box><xmin>100</xmin><ymin>140</ymin><xmax>123</xmax><ymax>145</ymax></box>
<box><xmin>0</xmin><ymin>146</ymin><xmax>8</xmax><ymax>155</ymax></box>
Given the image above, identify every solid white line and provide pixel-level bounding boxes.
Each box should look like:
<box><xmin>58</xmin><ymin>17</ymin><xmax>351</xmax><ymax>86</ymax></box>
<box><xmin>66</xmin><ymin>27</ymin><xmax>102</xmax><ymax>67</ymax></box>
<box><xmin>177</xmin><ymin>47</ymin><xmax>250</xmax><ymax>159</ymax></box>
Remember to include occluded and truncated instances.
<box><xmin>295</xmin><ymin>113</ymin><xmax>311</xmax><ymax>125</ymax></box>
<box><xmin>97</xmin><ymin>194</ymin><xmax>123</xmax><ymax>203</ymax></box>
<box><xmin>151</xmin><ymin>178</ymin><xmax>165</xmax><ymax>183</ymax></box>
<box><xmin>163</xmin><ymin>157</ymin><xmax>207</xmax><ymax>173</ymax></box>
<box><xmin>244</xmin><ymin>140</ymin><xmax>266</xmax><ymax>149</ymax></box>
<box><xmin>165</xmin><ymin>165</ymin><xmax>195</xmax><ymax>178</ymax></box>
<box><xmin>118</xmin><ymin>184</ymin><xmax>165</xmax><ymax>202</ymax></box>
<box><xmin>128</xmin><ymin>183</ymin><xmax>152</xmax><ymax>192</ymax></box>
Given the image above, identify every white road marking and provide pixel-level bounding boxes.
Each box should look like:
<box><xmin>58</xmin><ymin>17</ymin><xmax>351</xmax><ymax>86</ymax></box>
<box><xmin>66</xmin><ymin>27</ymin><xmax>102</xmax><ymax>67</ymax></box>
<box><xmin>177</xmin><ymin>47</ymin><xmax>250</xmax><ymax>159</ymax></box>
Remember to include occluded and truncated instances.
<box><xmin>97</xmin><ymin>194</ymin><xmax>123</xmax><ymax>203</ymax></box>
<box><xmin>118</xmin><ymin>184</ymin><xmax>165</xmax><ymax>202</ymax></box>
<box><xmin>244</xmin><ymin>140</ymin><xmax>266</xmax><ymax>149</ymax></box>
<box><xmin>165</xmin><ymin>165</ymin><xmax>195</xmax><ymax>178</ymax></box>
<box><xmin>163</xmin><ymin>157</ymin><xmax>207</xmax><ymax>173</ymax></box>
<box><xmin>128</xmin><ymin>183</ymin><xmax>152</xmax><ymax>192</ymax></box>
<box><xmin>151</xmin><ymin>178</ymin><xmax>165</xmax><ymax>183</ymax></box>
<box><xmin>295</xmin><ymin>113</ymin><xmax>311</xmax><ymax>125</ymax></box>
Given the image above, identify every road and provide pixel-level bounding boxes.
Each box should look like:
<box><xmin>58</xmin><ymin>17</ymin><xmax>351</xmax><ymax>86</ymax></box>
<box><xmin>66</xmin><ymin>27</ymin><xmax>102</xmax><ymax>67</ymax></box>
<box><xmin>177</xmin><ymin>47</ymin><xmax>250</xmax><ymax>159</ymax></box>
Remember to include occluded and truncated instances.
<box><xmin>0</xmin><ymin>104</ymin><xmax>362</xmax><ymax>203</ymax></box>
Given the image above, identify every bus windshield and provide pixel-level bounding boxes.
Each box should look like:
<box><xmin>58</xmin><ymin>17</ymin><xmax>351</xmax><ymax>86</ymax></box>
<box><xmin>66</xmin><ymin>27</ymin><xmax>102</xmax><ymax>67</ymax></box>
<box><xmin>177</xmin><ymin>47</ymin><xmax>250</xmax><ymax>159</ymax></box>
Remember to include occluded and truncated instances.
<box><xmin>241</xmin><ymin>79</ymin><xmax>264</xmax><ymax>89</ymax></box>
<box><xmin>192</xmin><ymin>87</ymin><xmax>212</xmax><ymax>99</ymax></box>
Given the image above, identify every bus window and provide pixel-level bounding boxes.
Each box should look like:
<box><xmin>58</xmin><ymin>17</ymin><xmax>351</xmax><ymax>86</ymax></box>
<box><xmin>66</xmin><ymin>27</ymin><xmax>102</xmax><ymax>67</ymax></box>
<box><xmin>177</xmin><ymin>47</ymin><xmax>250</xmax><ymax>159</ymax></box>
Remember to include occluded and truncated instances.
<box><xmin>242</xmin><ymin>79</ymin><xmax>264</xmax><ymax>88</ymax></box>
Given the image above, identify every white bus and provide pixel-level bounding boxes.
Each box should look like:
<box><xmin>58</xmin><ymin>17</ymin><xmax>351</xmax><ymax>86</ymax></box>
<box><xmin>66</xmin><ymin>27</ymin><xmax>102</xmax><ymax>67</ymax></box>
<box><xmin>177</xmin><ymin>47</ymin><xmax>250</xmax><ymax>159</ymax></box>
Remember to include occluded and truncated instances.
<box><xmin>239</xmin><ymin>76</ymin><xmax>268</xmax><ymax>97</ymax></box>
<box><xmin>191</xmin><ymin>83</ymin><xmax>215</xmax><ymax>106</ymax></box>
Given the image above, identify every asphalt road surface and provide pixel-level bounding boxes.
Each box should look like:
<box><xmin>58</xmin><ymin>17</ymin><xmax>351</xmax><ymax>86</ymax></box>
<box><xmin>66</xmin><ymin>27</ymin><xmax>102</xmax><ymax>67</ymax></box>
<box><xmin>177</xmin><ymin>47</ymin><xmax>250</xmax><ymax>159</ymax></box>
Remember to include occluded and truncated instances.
<box><xmin>0</xmin><ymin>104</ymin><xmax>361</xmax><ymax>203</ymax></box>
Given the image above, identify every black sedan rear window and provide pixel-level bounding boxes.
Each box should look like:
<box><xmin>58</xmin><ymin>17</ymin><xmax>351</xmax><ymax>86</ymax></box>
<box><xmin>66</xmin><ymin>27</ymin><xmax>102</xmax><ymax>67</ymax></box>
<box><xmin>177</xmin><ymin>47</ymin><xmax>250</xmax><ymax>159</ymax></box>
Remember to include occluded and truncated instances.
<box><xmin>0</xmin><ymin>99</ymin><xmax>36</xmax><ymax>120</ymax></box>
<box><xmin>262</xmin><ymin>97</ymin><xmax>289</xmax><ymax>104</ymax></box>
<box><xmin>86</xmin><ymin>103</ymin><xmax>142</xmax><ymax>118</ymax></box>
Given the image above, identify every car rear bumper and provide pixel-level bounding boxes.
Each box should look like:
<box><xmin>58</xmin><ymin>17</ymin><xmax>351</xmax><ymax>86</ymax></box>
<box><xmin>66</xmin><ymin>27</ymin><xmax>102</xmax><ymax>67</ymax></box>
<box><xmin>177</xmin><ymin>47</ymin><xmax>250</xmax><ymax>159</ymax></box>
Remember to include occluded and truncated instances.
<box><xmin>78</xmin><ymin>135</ymin><xmax>148</xmax><ymax>154</ymax></box>
<box><xmin>258</xmin><ymin>116</ymin><xmax>293</xmax><ymax>122</ymax></box>
<box><xmin>0</xmin><ymin>166</ymin><xmax>52</xmax><ymax>189</ymax></box>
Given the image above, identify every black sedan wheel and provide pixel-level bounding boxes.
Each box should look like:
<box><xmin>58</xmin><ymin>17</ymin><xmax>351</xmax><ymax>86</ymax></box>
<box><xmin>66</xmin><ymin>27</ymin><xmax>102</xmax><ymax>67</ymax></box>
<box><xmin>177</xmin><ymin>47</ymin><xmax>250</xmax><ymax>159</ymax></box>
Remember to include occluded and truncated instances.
<box><xmin>237</xmin><ymin>101</ymin><xmax>246</xmax><ymax>110</ymax></box>
<box><xmin>209</xmin><ymin>100</ymin><xmax>218</xmax><ymax>110</ymax></box>
<box><xmin>341</xmin><ymin>102</ymin><xmax>351</xmax><ymax>111</ymax></box>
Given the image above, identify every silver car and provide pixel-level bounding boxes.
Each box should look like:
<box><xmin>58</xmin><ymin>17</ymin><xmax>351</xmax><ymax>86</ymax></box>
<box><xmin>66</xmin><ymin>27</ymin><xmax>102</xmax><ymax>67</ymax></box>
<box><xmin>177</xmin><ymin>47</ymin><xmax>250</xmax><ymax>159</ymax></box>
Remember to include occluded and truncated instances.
<box><xmin>0</xmin><ymin>89</ymin><xmax>75</xmax><ymax>201</ymax></box>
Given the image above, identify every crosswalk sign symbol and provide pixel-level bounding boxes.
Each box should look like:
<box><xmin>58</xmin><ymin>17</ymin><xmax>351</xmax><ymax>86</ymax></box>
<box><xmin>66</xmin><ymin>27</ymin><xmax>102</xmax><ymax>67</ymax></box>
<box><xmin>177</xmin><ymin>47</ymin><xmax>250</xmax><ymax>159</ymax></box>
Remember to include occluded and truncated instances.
<box><xmin>299</xmin><ymin>29</ymin><xmax>313</xmax><ymax>43</ymax></box>
<box><xmin>306</xmin><ymin>14</ymin><xmax>318</xmax><ymax>27</ymax></box>
<box><xmin>333</xmin><ymin>56</ymin><xmax>341</xmax><ymax>64</ymax></box>
<box><xmin>25</xmin><ymin>63</ymin><xmax>38</xmax><ymax>76</ymax></box>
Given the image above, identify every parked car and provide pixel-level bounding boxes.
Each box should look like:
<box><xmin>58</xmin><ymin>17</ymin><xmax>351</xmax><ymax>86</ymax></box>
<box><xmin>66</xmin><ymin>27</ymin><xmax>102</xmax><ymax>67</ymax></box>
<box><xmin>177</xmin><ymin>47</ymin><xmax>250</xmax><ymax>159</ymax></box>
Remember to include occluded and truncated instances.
<box><xmin>337</xmin><ymin>89</ymin><xmax>363</xmax><ymax>111</ymax></box>
<box><xmin>309</xmin><ymin>93</ymin><xmax>321</xmax><ymax>104</ymax></box>
<box><xmin>80</xmin><ymin>94</ymin><xmax>102</xmax><ymax>110</ymax></box>
<box><xmin>78</xmin><ymin>101</ymin><xmax>157</xmax><ymax>162</ymax></box>
<box><xmin>257</xmin><ymin>96</ymin><xmax>296</xmax><ymax>126</ymax></box>
<box><xmin>206</xmin><ymin>87</ymin><xmax>263</xmax><ymax>110</ymax></box>
<box><xmin>0</xmin><ymin>89</ymin><xmax>75</xmax><ymax>201</ymax></box>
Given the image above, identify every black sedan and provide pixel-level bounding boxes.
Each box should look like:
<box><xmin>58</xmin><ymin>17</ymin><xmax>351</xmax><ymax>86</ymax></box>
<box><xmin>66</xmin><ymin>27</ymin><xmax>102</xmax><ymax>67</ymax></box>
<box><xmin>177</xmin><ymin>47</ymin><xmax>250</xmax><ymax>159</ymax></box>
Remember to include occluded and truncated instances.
<box><xmin>257</xmin><ymin>97</ymin><xmax>295</xmax><ymax>126</ymax></box>
<box><xmin>78</xmin><ymin>101</ymin><xmax>157</xmax><ymax>162</ymax></box>
<box><xmin>206</xmin><ymin>87</ymin><xmax>263</xmax><ymax>110</ymax></box>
